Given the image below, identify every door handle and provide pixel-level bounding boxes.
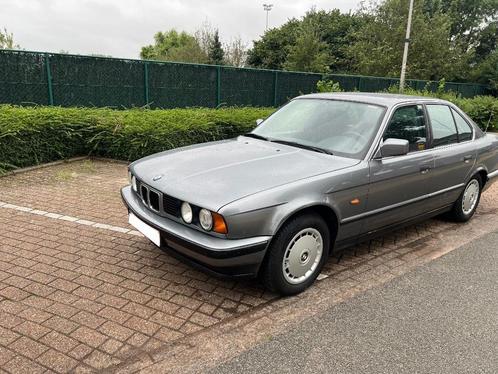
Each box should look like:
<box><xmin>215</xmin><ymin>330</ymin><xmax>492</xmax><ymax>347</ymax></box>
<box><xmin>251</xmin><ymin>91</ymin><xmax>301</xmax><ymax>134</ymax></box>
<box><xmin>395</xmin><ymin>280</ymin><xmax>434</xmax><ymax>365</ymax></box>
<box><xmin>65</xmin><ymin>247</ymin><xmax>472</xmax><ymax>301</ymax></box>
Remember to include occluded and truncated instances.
<box><xmin>420</xmin><ymin>165</ymin><xmax>431</xmax><ymax>174</ymax></box>
<box><xmin>463</xmin><ymin>155</ymin><xmax>473</xmax><ymax>163</ymax></box>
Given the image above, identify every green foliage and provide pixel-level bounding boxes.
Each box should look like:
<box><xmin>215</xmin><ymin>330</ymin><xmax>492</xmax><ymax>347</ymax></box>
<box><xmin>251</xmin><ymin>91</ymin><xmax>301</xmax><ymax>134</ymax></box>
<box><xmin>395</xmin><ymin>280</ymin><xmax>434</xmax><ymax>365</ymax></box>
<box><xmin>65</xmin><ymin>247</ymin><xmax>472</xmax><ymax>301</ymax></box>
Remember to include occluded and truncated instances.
<box><xmin>247</xmin><ymin>19</ymin><xmax>300</xmax><ymax>70</ymax></box>
<box><xmin>437</xmin><ymin>78</ymin><xmax>447</xmax><ymax>96</ymax></box>
<box><xmin>208</xmin><ymin>30</ymin><xmax>225</xmax><ymax>65</ymax></box>
<box><xmin>247</xmin><ymin>1</ymin><xmax>496</xmax><ymax>84</ymax></box>
<box><xmin>455</xmin><ymin>96</ymin><xmax>498</xmax><ymax>132</ymax></box>
<box><xmin>140</xmin><ymin>29</ymin><xmax>207</xmax><ymax>63</ymax></box>
<box><xmin>2</xmin><ymin>94</ymin><xmax>497</xmax><ymax>174</ymax></box>
<box><xmin>422</xmin><ymin>0</ymin><xmax>498</xmax><ymax>47</ymax></box>
<box><xmin>472</xmin><ymin>50</ymin><xmax>498</xmax><ymax>89</ymax></box>
<box><xmin>0</xmin><ymin>27</ymin><xmax>19</xmax><ymax>49</ymax></box>
<box><xmin>474</xmin><ymin>21</ymin><xmax>498</xmax><ymax>63</ymax></box>
<box><xmin>283</xmin><ymin>17</ymin><xmax>330</xmax><ymax>73</ymax></box>
<box><xmin>247</xmin><ymin>9</ymin><xmax>358</xmax><ymax>72</ymax></box>
<box><xmin>349</xmin><ymin>0</ymin><xmax>464</xmax><ymax>81</ymax></box>
<box><xmin>316</xmin><ymin>79</ymin><xmax>343</xmax><ymax>93</ymax></box>
<box><xmin>0</xmin><ymin>106</ymin><xmax>274</xmax><ymax>173</ymax></box>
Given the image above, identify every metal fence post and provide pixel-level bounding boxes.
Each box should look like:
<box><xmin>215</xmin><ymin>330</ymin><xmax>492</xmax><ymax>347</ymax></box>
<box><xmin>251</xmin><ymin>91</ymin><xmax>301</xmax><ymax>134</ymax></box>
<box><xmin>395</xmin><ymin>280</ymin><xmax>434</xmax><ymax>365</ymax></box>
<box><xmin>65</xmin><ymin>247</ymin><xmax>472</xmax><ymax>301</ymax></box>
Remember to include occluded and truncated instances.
<box><xmin>216</xmin><ymin>66</ymin><xmax>221</xmax><ymax>107</ymax></box>
<box><xmin>273</xmin><ymin>71</ymin><xmax>278</xmax><ymax>107</ymax></box>
<box><xmin>358</xmin><ymin>76</ymin><xmax>364</xmax><ymax>92</ymax></box>
<box><xmin>144</xmin><ymin>62</ymin><xmax>150</xmax><ymax>106</ymax></box>
<box><xmin>44</xmin><ymin>53</ymin><xmax>54</xmax><ymax>105</ymax></box>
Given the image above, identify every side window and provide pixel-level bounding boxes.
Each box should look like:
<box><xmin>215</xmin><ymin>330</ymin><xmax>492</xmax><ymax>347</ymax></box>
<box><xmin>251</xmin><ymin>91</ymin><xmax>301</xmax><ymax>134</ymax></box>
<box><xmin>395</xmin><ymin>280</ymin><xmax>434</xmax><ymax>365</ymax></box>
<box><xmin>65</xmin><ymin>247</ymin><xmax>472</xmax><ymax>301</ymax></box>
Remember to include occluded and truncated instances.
<box><xmin>427</xmin><ymin>105</ymin><xmax>458</xmax><ymax>147</ymax></box>
<box><xmin>452</xmin><ymin>108</ymin><xmax>473</xmax><ymax>142</ymax></box>
<box><xmin>383</xmin><ymin>105</ymin><xmax>427</xmax><ymax>152</ymax></box>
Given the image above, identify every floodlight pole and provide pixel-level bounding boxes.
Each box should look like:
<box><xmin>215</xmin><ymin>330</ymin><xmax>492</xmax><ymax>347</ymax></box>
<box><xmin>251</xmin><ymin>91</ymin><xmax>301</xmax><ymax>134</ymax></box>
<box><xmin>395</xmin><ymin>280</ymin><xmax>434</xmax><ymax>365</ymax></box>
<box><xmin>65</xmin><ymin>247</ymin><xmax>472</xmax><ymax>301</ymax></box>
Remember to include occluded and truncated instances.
<box><xmin>399</xmin><ymin>0</ymin><xmax>414</xmax><ymax>93</ymax></box>
<box><xmin>263</xmin><ymin>4</ymin><xmax>273</xmax><ymax>31</ymax></box>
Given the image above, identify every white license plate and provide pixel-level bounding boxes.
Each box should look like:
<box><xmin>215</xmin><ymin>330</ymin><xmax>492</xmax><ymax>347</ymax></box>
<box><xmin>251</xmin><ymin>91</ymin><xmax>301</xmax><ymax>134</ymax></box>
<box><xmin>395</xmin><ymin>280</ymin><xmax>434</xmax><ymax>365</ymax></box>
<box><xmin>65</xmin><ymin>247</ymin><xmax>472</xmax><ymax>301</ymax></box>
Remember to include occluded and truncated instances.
<box><xmin>128</xmin><ymin>212</ymin><xmax>161</xmax><ymax>247</ymax></box>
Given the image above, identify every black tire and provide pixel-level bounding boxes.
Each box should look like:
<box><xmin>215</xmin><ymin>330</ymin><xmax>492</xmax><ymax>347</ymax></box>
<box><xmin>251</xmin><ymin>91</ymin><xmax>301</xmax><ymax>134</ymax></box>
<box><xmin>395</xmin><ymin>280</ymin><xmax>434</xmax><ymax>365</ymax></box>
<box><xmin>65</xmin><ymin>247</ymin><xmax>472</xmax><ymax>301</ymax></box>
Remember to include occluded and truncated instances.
<box><xmin>261</xmin><ymin>213</ymin><xmax>330</xmax><ymax>295</ymax></box>
<box><xmin>450</xmin><ymin>174</ymin><xmax>482</xmax><ymax>222</ymax></box>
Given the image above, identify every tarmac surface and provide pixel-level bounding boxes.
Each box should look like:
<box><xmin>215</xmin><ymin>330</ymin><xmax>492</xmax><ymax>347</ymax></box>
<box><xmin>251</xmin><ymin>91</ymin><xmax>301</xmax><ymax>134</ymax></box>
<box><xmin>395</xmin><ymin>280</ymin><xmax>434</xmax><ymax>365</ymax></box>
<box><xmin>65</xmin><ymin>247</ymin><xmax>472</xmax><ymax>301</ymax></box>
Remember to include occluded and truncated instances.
<box><xmin>211</xmin><ymin>231</ymin><xmax>498</xmax><ymax>374</ymax></box>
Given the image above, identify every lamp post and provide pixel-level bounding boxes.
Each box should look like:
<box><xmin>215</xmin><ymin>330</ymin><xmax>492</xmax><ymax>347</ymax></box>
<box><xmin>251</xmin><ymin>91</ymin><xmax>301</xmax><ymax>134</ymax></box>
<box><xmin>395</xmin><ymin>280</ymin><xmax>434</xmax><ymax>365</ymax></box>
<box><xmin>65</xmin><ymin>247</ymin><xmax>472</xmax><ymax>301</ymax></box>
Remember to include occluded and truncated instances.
<box><xmin>399</xmin><ymin>0</ymin><xmax>414</xmax><ymax>93</ymax></box>
<box><xmin>263</xmin><ymin>4</ymin><xmax>273</xmax><ymax>31</ymax></box>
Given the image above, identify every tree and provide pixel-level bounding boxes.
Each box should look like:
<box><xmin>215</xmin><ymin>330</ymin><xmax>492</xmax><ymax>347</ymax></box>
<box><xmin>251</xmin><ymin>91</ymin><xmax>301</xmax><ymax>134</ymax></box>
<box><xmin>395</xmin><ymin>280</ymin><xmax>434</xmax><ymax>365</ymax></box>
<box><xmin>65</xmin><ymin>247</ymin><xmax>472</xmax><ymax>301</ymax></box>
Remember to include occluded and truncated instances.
<box><xmin>347</xmin><ymin>0</ymin><xmax>465</xmax><ymax>81</ymax></box>
<box><xmin>472</xmin><ymin>50</ymin><xmax>498</xmax><ymax>89</ymax></box>
<box><xmin>224</xmin><ymin>36</ymin><xmax>247</xmax><ymax>67</ymax></box>
<box><xmin>0</xmin><ymin>28</ymin><xmax>19</xmax><ymax>49</ymax></box>
<box><xmin>247</xmin><ymin>9</ymin><xmax>358</xmax><ymax>72</ymax></box>
<box><xmin>194</xmin><ymin>21</ymin><xmax>216</xmax><ymax>57</ymax></box>
<box><xmin>247</xmin><ymin>19</ymin><xmax>301</xmax><ymax>69</ymax></box>
<box><xmin>284</xmin><ymin>19</ymin><xmax>330</xmax><ymax>73</ymax></box>
<box><xmin>474</xmin><ymin>21</ymin><xmax>498</xmax><ymax>62</ymax></box>
<box><xmin>208</xmin><ymin>30</ymin><xmax>224</xmax><ymax>65</ymax></box>
<box><xmin>140</xmin><ymin>29</ymin><xmax>207</xmax><ymax>63</ymax></box>
<box><xmin>423</xmin><ymin>0</ymin><xmax>498</xmax><ymax>48</ymax></box>
<box><xmin>303</xmin><ymin>9</ymin><xmax>360</xmax><ymax>73</ymax></box>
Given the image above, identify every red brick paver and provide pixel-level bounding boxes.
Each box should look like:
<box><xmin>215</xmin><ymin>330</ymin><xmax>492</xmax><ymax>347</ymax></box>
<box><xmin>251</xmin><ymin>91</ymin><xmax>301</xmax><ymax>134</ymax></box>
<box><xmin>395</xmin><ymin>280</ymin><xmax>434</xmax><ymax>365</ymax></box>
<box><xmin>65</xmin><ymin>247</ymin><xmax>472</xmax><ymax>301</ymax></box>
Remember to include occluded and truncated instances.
<box><xmin>0</xmin><ymin>159</ymin><xmax>497</xmax><ymax>372</ymax></box>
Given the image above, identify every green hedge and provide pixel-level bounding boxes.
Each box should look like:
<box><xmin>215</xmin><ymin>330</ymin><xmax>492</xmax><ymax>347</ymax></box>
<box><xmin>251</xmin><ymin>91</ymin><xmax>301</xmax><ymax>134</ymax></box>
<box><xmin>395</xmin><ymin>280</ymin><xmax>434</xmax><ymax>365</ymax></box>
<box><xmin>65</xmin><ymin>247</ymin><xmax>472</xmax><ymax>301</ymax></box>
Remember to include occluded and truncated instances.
<box><xmin>1</xmin><ymin>94</ymin><xmax>497</xmax><ymax>174</ymax></box>
<box><xmin>452</xmin><ymin>96</ymin><xmax>498</xmax><ymax>132</ymax></box>
<box><xmin>0</xmin><ymin>106</ymin><xmax>273</xmax><ymax>173</ymax></box>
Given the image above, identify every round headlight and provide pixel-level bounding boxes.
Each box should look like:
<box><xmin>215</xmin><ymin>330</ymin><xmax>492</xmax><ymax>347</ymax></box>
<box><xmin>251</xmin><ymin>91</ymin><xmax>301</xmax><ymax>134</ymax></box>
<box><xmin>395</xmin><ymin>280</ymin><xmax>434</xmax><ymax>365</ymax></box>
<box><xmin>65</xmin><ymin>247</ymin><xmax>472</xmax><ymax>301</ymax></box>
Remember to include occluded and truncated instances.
<box><xmin>181</xmin><ymin>202</ymin><xmax>193</xmax><ymax>223</ymax></box>
<box><xmin>199</xmin><ymin>209</ymin><xmax>213</xmax><ymax>231</ymax></box>
<box><xmin>131</xmin><ymin>175</ymin><xmax>137</xmax><ymax>192</ymax></box>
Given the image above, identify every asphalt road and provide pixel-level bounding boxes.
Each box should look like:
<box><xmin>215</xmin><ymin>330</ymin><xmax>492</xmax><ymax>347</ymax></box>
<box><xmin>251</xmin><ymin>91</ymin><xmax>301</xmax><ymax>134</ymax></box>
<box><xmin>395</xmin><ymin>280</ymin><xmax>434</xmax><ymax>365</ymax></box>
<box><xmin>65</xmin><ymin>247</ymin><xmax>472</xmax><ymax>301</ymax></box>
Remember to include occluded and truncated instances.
<box><xmin>211</xmin><ymin>231</ymin><xmax>498</xmax><ymax>374</ymax></box>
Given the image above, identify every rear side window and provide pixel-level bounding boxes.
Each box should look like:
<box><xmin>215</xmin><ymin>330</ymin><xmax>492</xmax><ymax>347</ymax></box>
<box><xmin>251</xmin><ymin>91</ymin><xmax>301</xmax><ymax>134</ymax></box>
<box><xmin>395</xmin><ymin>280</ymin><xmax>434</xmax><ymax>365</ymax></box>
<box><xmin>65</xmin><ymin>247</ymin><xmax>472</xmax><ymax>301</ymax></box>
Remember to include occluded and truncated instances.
<box><xmin>452</xmin><ymin>109</ymin><xmax>473</xmax><ymax>142</ymax></box>
<box><xmin>383</xmin><ymin>105</ymin><xmax>427</xmax><ymax>152</ymax></box>
<box><xmin>427</xmin><ymin>105</ymin><xmax>458</xmax><ymax>147</ymax></box>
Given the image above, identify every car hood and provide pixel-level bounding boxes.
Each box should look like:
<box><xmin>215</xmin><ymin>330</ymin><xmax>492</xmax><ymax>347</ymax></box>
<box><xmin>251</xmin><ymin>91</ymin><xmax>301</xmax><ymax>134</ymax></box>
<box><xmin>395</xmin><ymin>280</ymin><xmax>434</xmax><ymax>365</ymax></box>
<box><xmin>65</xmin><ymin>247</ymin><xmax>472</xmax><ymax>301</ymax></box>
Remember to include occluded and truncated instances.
<box><xmin>131</xmin><ymin>137</ymin><xmax>359</xmax><ymax>212</ymax></box>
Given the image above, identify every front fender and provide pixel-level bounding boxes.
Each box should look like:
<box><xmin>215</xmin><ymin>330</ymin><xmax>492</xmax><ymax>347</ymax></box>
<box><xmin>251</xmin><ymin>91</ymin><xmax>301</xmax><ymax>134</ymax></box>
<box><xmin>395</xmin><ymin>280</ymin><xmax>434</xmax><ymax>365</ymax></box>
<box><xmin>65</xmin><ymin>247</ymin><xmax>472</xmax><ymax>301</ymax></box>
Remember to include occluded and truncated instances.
<box><xmin>221</xmin><ymin>162</ymin><xmax>370</xmax><ymax>241</ymax></box>
<box><xmin>223</xmin><ymin>195</ymin><xmax>340</xmax><ymax>239</ymax></box>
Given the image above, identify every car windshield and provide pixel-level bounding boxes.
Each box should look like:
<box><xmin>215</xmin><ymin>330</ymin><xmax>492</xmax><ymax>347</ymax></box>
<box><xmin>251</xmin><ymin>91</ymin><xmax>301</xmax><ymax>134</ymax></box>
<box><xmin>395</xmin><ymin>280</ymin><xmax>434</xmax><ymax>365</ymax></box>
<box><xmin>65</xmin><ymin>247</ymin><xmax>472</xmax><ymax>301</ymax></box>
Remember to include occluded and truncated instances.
<box><xmin>251</xmin><ymin>98</ymin><xmax>386</xmax><ymax>159</ymax></box>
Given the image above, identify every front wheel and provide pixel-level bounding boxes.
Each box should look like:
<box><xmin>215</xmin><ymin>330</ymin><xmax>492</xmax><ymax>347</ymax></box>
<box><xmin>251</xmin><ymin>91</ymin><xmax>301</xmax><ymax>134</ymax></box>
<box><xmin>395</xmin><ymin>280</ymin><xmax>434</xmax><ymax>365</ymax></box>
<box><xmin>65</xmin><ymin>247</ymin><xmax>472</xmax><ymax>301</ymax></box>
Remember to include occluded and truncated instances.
<box><xmin>450</xmin><ymin>175</ymin><xmax>482</xmax><ymax>222</ymax></box>
<box><xmin>261</xmin><ymin>214</ymin><xmax>330</xmax><ymax>295</ymax></box>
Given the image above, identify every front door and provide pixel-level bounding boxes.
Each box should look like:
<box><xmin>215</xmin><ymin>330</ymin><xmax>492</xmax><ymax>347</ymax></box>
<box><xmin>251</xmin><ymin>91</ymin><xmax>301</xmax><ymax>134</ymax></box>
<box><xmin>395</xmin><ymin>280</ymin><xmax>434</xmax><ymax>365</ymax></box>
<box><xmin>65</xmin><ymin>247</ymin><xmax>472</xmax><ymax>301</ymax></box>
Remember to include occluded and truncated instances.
<box><xmin>365</xmin><ymin>104</ymin><xmax>434</xmax><ymax>234</ymax></box>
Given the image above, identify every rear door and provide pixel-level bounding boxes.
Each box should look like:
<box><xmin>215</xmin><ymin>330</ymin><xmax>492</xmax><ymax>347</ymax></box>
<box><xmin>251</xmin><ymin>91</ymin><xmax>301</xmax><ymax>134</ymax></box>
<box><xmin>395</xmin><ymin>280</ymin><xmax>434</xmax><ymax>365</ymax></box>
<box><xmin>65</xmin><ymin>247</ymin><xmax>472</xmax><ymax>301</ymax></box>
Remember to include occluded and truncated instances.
<box><xmin>425</xmin><ymin>104</ymin><xmax>476</xmax><ymax>207</ymax></box>
<box><xmin>365</xmin><ymin>104</ymin><xmax>434</xmax><ymax>233</ymax></box>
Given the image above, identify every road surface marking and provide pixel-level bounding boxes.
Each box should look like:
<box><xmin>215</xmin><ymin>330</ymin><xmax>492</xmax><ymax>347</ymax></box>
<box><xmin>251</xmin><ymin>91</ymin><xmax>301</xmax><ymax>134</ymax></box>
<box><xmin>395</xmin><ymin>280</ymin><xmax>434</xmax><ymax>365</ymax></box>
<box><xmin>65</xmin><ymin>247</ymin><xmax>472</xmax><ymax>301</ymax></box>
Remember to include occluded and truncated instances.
<box><xmin>0</xmin><ymin>201</ymin><xmax>143</xmax><ymax>237</ymax></box>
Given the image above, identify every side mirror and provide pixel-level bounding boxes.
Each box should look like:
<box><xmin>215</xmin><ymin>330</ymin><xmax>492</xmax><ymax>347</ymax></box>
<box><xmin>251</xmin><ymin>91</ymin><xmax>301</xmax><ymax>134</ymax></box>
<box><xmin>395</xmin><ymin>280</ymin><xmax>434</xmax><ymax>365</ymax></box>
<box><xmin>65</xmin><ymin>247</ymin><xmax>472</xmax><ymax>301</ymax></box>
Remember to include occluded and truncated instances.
<box><xmin>377</xmin><ymin>138</ymin><xmax>409</xmax><ymax>158</ymax></box>
<box><xmin>256</xmin><ymin>119</ymin><xmax>264</xmax><ymax>126</ymax></box>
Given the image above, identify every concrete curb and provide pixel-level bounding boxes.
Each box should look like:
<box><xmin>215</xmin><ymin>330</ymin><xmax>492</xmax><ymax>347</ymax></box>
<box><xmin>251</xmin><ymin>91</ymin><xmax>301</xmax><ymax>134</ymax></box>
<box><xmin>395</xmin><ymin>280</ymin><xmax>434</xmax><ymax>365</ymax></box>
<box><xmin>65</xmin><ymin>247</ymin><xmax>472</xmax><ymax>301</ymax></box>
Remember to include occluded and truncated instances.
<box><xmin>0</xmin><ymin>156</ymin><xmax>129</xmax><ymax>178</ymax></box>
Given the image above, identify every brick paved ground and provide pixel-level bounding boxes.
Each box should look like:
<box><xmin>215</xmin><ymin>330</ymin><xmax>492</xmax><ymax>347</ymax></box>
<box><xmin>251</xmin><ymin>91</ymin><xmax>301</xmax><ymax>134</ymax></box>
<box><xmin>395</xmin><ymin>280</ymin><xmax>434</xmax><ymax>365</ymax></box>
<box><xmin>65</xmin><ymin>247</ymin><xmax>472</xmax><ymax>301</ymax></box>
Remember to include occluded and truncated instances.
<box><xmin>0</xmin><ymin>159</ymin><xmax>496</xmax><ymax>373</ymax></box>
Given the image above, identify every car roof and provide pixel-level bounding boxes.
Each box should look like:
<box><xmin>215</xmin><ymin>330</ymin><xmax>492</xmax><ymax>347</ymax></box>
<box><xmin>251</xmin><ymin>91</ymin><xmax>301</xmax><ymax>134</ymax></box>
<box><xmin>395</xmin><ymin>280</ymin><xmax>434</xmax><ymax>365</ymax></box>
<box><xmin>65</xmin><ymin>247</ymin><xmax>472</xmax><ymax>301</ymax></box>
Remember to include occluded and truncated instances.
<box><xmin>297</xmin><ymin>92</ymin><xmax>449</xmax><ymax>107</ymax></box>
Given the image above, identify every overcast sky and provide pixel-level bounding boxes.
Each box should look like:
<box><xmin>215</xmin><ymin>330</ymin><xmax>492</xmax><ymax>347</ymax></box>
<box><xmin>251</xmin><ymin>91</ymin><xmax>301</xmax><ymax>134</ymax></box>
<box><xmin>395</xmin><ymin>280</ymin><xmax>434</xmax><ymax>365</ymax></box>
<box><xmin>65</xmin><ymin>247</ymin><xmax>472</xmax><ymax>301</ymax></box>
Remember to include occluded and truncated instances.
<box><xmin>1</xmin><ymin>0</ymin><xmax>362</xmax><ymax>59</ymax></box>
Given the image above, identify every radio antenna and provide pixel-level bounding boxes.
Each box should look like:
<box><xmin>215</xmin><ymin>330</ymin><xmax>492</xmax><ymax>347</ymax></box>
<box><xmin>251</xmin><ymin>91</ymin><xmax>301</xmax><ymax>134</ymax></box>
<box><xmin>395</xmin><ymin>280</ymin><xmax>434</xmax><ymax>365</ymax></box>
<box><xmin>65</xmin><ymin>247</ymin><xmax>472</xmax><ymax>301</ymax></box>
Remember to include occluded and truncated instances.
<box><xmin>484</xmin><ymin>113</ymin><xmax>493</xmax><ymax>134</ymax></box>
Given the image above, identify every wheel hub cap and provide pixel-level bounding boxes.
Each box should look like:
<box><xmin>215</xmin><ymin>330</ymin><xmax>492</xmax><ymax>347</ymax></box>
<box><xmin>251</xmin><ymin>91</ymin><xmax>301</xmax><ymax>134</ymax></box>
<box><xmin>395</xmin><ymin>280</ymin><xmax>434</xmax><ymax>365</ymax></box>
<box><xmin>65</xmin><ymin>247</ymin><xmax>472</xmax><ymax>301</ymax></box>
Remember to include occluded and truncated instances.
<box><xmin>462</xmin><ymin>179</ymin><xmax>479</xmax><ymax>215</ymax></box>
<box><xmin>282</xmin><ymin>228</ymin><xmax>323</xmax><ymax>285</ymax></box>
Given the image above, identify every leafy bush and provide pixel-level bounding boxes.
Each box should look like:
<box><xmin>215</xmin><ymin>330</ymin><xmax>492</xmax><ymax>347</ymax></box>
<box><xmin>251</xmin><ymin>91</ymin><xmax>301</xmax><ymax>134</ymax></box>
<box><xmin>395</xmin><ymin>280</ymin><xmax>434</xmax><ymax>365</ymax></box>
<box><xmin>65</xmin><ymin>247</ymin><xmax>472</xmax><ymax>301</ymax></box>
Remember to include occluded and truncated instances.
<box><xmin>453</xmin><ymin>96</ymin><xmax>498</xmax><ymax>132</ymax></box>
<box><xmin>316</xmin><ymin>79</ymin><xmax>343</xmax><ymax>93</ymax></box>
<box><xmin>2</xmin><ymin>90</ymin><xmax>497</xmax><ymax>174</ymax></box>
<box><xmin>0</xmin><ymin>106</ymin><xmax>273</xmax><ymax>173</ymax></box>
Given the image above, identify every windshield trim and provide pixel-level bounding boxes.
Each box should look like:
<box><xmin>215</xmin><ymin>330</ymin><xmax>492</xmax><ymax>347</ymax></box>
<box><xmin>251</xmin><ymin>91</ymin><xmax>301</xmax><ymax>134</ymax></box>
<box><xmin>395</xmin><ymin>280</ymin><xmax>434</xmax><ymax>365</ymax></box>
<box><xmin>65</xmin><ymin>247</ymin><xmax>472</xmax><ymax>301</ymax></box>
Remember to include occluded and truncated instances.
<box><xmin>251</xmin><ymin>98</ymin><xmax>388</xmax><ymax>160</ymax></box>
<box><xmin>292</xmin><ymin>97</ymin><xmax>388</xmax><ymax>110</ymax></box>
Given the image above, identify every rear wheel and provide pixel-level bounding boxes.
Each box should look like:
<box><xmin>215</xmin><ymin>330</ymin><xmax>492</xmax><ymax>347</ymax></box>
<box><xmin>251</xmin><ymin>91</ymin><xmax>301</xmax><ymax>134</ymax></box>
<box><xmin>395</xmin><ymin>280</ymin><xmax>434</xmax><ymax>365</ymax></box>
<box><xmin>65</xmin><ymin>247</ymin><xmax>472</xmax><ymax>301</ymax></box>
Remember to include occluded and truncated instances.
<box><xmin>450</xmin><ymin>175</ymin><xmax>482</xmax><ymax>222</ymax></box>
<box><xmin>261</xmin><ymin>213</ymin><xmax>330</xmax><ymax>295</ymax></box>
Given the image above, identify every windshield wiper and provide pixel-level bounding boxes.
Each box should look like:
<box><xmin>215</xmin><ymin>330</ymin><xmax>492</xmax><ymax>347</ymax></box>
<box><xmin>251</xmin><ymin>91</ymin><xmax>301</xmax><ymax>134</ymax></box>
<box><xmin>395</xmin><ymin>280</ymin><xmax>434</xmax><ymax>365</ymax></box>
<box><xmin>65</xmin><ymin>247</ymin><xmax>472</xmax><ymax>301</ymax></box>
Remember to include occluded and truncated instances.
<box><xmin>242</xmin><ymin>133</ymin><xmax>270</xmax><ymax>141</ymax></box>
<box><xmin>243</xmin><ymin>134</ymin><xmax>333</xmax><ymax>155</ymax></box>
<box><xmin>270</xmin><ymin>139</ymin><xmax>334</xmax><ymax>155</ymax></box>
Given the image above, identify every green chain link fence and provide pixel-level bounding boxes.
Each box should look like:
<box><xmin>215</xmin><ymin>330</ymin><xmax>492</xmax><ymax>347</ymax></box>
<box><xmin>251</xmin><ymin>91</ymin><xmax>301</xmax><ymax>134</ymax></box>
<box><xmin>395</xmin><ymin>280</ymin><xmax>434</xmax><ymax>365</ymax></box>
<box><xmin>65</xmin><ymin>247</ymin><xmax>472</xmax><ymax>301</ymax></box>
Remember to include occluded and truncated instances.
<box><xmin>0</xmin><ymin>49</ymin><xmax>492</xmax><ymax>109</ymax></box>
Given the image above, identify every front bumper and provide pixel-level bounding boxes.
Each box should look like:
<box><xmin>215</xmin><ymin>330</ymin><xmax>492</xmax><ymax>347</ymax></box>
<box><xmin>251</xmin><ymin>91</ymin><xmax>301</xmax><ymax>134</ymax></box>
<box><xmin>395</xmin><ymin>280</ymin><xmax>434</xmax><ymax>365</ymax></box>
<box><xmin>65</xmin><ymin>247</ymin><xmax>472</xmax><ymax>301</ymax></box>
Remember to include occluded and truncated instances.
<box><xmin>121</xmin><ymin>186</ymin><xmax>271</xmax><ymax>277</ymax></box>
